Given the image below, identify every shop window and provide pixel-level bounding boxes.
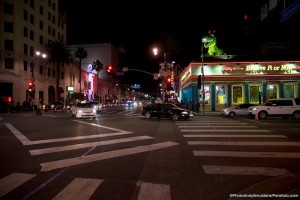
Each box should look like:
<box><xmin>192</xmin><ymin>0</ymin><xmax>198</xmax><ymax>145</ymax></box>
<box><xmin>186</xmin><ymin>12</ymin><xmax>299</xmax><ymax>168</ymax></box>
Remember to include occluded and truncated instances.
<box><xmin>284</xmin><ymin>85</ymin><xmax>294</xmax><ymax>98</ymax></box>
<box><xmin>267</xmin><ymin>85</ymin><xmax>278</xmax><ymax>99</ymax></box>
<box><xmin>216</xmin><ymin>85</ymin><xmax>226</xmax><ymax>104</ymax></box>
<box><xmin>232</xmin><ymin>86</ymin><xmax>243</xmax><ymax>103</ymax></box>
<box><xmin>200</xmin><ymin>85</ymin><xmax>210</xmax><ymax>104</ymax></box>
<box><xmin>249</xmin><ymin>86</ymin><xmax>260</xmax><ymax>103</ymax></box>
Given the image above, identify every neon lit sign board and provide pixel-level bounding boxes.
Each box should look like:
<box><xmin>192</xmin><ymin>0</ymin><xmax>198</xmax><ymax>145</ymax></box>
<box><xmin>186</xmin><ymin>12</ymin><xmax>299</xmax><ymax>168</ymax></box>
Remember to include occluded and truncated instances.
<box><xmin>221</xmin><ymin>64</ymin><xmax>300</xmax><ymax>74</ymax></box>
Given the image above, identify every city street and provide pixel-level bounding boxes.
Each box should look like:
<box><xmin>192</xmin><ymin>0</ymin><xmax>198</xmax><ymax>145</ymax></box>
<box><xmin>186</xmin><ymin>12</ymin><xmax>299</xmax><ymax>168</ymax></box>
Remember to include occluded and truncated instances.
<box><xmin>0</xmin><ymin>106</ymin><xmax>300</xmax><ymax>200</ymax></box>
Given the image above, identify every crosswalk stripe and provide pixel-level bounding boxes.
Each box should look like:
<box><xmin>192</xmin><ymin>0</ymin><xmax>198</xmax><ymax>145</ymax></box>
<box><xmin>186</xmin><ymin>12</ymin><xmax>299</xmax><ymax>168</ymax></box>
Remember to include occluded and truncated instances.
<box><xmin>52</xmin><ymin>178</ymin><xmax>103</xmax><ymax>200</ymax></box>
<box><xmin>4</xmin><ymin>123</ymin><xmax>31</xmax><ymax>145</ymax></box>
<box><xmin>188</xmin><ymin>141</ymin><xmax>300</xmax><ymax>146</ymax></box>
<box><xmin>41</xmin><ymin>141</ymin><xmax>178</xmax><ymax>171</ymax></box>
<box><xmin>181</xmin><ymin>129</ymin><xmax>270</xmax><ymax>132</ymax></box>
<box><xmin>0</xmin><ymin>173</ymin><xmax>36</xmax><ymax>197</ymax></box>
<box><xmin>194</xmin><ymin>150</ymin><xmax>300</xmax><ymax>158</ymax></box>
<box><xmin>30</xmin><ymin>136</ymin><xmax>153</xmax><ymax>155</ymax></box>
<box><xmin>184</xmin><ymin>134</ymin><xmax>286</xmax><ymax>138</ymax></box>
<box><xmin>202</xmin><ymin>165</ymin><xmax>291</xmax><ymax>176</ymax></box>
<box><xmin>179</xmin><ymin>125</ymin><xmax>257</xmax><ymax>128</ymax></box>
<box><xmin>137</xmin><ymin>182</ymin><xmax>171</xmax><ymax>200</ymax></box>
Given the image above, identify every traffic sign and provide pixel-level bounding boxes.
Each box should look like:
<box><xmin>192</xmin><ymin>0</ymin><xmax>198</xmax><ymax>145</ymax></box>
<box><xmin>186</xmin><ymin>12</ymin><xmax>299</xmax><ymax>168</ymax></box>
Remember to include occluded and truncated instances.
<box><xmin>281</xmin><ymin>0</ymin><xmax>300</xmax><ymax>22</ymax></box>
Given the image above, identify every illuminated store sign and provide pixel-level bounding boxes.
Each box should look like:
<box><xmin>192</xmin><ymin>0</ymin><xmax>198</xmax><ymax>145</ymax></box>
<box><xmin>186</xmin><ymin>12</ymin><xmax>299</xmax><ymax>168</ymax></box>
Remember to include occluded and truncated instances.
<box><xmin>221</xmin><ymin>64</ymin><xmax>300</xmax><ymax>74</ymax></box>
<box><xmin>181</xmin><ymin>69</ymin><xmax>191</xmax><ymax>82</ymax></box>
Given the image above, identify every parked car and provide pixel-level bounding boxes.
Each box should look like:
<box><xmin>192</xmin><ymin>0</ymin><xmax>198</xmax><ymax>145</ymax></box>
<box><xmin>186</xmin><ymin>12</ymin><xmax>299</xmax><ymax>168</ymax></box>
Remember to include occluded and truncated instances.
<box><xmin>221</xmin><ymin>103</ymin><xmax>257</xmax><ymax>118</ymax></box>
<box><xmin>71</xmin><ymin>102</ymin><xmax>96</xmax><ymax>119</ymax></box>
<box><xmin>248</xmin><ymin>98</ymin><xmax>300</xmax><ymax>120</ymax></box>
<box><xmin>44</xmin><ymin>101</ymin><xmax>65</xmax><ymax>111</ymax></box>
<box><xmin>141</xmin><ymin>103</ymin><xmax>193</xmax><ymax>121</ymax></box>
<box><xmin>90</xmin><ymin>101</ymin><xmax>102</xmax><ymax>113</ymax></box>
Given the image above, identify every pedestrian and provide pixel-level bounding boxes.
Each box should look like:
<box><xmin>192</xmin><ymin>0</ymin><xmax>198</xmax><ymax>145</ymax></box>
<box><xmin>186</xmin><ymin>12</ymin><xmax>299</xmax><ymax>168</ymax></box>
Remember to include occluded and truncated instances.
<box><xmin>36</xmin><ymin>101</ymin><xmax>42</xmax><ymax>115</ymax></box>
<box><xmin>196</xmin><ymin>101</ymin><xmax>200</xmax><ymax>114</ymax></box>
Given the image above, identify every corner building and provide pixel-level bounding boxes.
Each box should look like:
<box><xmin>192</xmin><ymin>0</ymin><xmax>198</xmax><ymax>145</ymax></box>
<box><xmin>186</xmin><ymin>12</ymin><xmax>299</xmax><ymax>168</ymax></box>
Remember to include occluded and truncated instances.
<box><xmin>179</xmin><ymin>56</ymin><xmax>300</xmax><ymax>111</ymax></box>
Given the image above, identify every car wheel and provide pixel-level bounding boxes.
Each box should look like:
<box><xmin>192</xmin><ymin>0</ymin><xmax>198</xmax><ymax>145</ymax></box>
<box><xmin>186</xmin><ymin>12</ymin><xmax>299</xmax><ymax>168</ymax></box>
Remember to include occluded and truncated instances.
<box><xmin>145</xmin><ymin>112</ymin><xmax>151</xmax><ymax>119</ymax></box>
<box><xmin>229</xmin><ymin>112</ymin><xmax>236</xmax><ymax>118</ymax></box>
<box><xmin>258</xmin><ymin>111</ymin><xmax>267</xmax><ymax>120</ymax></box>
<box><xmin>171</xmin><ymin>114</ymin><xmax>180</xmax><ymax>121</ymax></box>
<box><xmin>292</xmin><ymin>111</ymin><xmax>300</xmax><ymax>120</ymax></box>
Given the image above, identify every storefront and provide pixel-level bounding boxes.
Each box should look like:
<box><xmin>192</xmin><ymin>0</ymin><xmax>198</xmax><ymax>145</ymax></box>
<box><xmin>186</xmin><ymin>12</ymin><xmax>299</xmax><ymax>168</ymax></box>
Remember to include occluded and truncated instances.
<box><xmin>179</xmin><ymin>57</ymin><xmax>300</xmax><ymax>111</ymax></box>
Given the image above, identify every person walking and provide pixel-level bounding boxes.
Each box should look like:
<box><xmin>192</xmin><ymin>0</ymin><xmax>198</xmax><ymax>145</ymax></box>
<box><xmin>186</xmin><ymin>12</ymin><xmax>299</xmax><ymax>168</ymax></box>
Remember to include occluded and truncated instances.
<box><xmin>36</xmin><ymin>101</ymin><xmax>42</xmax><ymax>115</ymax></box>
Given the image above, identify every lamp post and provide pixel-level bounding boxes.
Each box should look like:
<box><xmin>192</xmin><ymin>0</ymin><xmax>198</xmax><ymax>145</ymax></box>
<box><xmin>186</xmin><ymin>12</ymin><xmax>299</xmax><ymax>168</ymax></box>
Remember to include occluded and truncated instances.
<box><xmin>153</xmin><ymin>47</ymin><xmax>168</xmax><ymax>103</ymax></box>
<box><xmin>201</xmin><ymin>37</ymin><xmax>206</xmax><ymax>115</ymax></box>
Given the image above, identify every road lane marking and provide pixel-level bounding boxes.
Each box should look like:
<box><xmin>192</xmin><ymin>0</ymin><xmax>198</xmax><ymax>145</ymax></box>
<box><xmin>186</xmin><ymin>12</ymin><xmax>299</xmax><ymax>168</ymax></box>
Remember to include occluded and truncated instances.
<box><xmin>0</xmin><ymin>173</ymin><xmax>36</xmax><ymax>197</ymax></box>
<box><xmin>30</xmin><ymin>136</ymin><xmax>153</xmax><ymax>155</ymax></box>
<box><xmin>188</xmin><ymin>141</ymin><xmax>300</xmax><ymax>146</ymax></box>
<box><xmin>73</xmin><ymin>120</ymin><xmax>127</xmax><ymax>132</ymax></box>
<box><xmin>52</xmin><ymin>178</ymin><xmax>103</xmax><ymax>200</ymax></box>
<box><xmin>178</xmin><ymin>125</ymin><xmax>257</xmax><ymax>128</ymax></box>
<box><xmin>41</xmin><ymin>141</ymin><xmax>178</xmax><ymax>171</ymax></box>
<box><xmin>202</xmin><ymin>165</ymin><xmax>292</xmax><ymax>176</ymax></box>
<box><xmin>137</xmin><ymin>182</ymin><xmax>171</xmax><ymax>200</ymax></box>
<box><xmin>4</xmin><ymin>123</ymin><xmax>32</xmax><ymax>145</ymax></box>
<box><xmin>184</xmin><ymin>134</ymin><xmax>286</xmax><ymax>138</ymax></box>
<box><xmin>194</xmin><ymin>150</ymin><xmax>300</xmax><ymax>158</ymax></box>
<box><xmin>4</xmin><ymin>123</ymin><xmax>134</xmax><ymax>145</ymax></box>
<box><xmin>182</xmin><ymin>129</ymin><xmax>271</xmax><ymax>132</ymax></box>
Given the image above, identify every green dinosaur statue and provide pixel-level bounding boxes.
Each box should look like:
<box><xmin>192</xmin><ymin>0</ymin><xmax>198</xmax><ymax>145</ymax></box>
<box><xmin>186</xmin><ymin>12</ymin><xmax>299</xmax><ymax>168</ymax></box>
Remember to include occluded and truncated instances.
<box><xmin>202</xmin><ymin>34</ymin><xmax>224</xmax><ymax>56</ymax></box>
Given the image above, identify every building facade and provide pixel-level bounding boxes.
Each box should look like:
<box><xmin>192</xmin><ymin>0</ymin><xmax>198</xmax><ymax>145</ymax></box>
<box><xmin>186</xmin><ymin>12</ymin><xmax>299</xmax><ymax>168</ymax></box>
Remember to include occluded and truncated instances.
<box><xmin>180</xmin><ymin>56</ymin><xmax>300</xmax><ymax>112</ymax></box>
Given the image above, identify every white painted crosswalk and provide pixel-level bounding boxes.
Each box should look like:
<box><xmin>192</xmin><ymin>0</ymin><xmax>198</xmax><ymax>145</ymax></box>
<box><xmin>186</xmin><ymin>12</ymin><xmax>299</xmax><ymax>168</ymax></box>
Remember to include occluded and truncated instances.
<box><xmin>0</xmin><ymin>173</ymin><xmax>172</xmax><ymax>200</ymax></box>
<box><xmin>176</xmin><ymin>118</ymin><xmax>300</xmax><ymax>177</ymax></box>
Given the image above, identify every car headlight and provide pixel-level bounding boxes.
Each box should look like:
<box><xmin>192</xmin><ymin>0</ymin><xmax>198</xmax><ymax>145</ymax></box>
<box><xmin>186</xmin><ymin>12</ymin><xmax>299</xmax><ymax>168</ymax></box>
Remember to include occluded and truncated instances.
<box><xmin>93</xmin><ymin>109</ymin><xmax>96</xmax><ymax>113</ymax></box>
<box><xmin>181</xmin><ymin>111</ymin><xmax>188</xmax><ymax>114</ymax></box>
<box><xmin>78</xmin><ymin>110</ymin><xmax>83</xmax><ymax>113</ymax></box>
<box><xmin>252</xmin><ymin>108</ymin><xmax>257</xmax><ymax>111</ymax></box>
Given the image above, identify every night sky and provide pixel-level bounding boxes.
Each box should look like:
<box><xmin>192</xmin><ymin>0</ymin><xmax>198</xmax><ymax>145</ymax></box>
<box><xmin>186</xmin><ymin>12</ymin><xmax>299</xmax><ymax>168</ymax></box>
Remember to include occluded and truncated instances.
<box><xmin>59</xmin><ymin>0</ymin><xmax>299</xmax><ymax>92</ymax></box>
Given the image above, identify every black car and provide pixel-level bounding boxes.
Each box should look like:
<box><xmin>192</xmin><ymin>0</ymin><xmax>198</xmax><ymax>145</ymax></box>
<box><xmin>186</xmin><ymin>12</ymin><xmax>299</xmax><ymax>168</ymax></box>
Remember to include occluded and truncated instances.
<box><xmin>141</xmin><ymin>103</ymin><xmax>193</xmax><ymax>121</ymax></box>
<box><xmin>44</xmin><ymin>101</ymin><xmax>65</xmax><ymax>111</ymax></box>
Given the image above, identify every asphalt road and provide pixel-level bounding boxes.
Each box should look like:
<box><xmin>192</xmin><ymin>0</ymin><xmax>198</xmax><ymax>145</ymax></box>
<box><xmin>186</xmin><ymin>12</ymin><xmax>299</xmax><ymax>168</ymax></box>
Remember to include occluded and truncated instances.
<box><xmin>0</xmin><ymin>106</ymin><xmax>300</xmax><ymax>200</ymax></box>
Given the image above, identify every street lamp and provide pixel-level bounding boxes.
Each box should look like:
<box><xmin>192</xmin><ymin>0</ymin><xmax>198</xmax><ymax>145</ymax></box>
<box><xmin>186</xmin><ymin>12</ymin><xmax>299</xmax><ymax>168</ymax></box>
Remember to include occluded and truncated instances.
<box><xmin>153</xmin><ymin>47</ymin><xmax>168</xmax><ymax>102</ymax></box>
<box><xmin>31</xmin><ymin>50</ymin><xmax>47</xmax><ymax>81</ymax></box>
<box><xmin>201</xmin><ymin>37</ymin><xmax>207</xmax><ymax>115</ymax></box>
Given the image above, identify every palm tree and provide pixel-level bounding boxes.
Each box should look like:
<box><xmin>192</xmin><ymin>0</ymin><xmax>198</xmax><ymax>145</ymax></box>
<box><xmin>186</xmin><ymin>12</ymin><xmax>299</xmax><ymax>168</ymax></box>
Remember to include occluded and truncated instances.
<box><xmin>47</xmin><ymin>39</ymin><xmax>74</xmax><ymax>101</ymax></box>
<box><xmin>74</xmin><ymin>47</ymin><xmax>88</xmax><ymax>93</ymax></box>
<box><xmin>92</xmin><ymin>59</ymin><xmax>103</xmax><ymax>72</ymax></box>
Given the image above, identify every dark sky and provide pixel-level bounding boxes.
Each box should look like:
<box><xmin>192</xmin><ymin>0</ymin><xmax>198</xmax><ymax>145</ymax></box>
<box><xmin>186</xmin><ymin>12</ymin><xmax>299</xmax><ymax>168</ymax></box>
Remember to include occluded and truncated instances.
<box><xmin>59</xmin><ymin>0</ymin><xmax>299</xmax><ymax>92</ymax></box>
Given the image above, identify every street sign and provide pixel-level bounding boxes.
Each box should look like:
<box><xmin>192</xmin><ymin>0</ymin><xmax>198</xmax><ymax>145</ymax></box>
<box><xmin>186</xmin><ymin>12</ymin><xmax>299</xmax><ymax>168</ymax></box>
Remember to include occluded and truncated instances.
<box><xmin>281</xmin><ymin>0</ymin><xmax>300</xmax><ymax>22</ymax></box>
<box><xmin>153</xmin><ymin>73</ymin><xmax>159</xmax><ymax>80</ymax></box>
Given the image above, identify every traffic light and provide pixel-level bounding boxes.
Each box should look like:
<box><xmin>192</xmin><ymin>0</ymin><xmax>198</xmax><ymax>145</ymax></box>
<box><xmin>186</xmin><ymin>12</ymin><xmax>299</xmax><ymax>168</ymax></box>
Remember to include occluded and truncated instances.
<box><xmin>165</xmin><ymin>75</ymin><xmax>172</xmax><ymax>91</ymax></box>
<box><xmin>28</xmin><ymin>81</ymin><xmax>34</xmax><ymax>92</ymax></box>
<box><xmin>197</xmin><ymin>75</ymin><xmax>201</xmax><ymax>89</ymax></box>
<box><xmin>106</xmin><ymin>65</ymin><xmax>114</xmax><ymax>75</ymax></box>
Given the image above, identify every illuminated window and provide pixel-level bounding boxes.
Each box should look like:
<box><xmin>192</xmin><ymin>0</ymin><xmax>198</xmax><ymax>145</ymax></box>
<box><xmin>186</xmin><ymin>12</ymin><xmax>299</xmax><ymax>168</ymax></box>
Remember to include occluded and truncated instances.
<box><xmin>200</xmin><ymin>85</ymin><xmax>210</xmax><ymax>104</ymax></box>
<box><xmin>249</xmin><ymin>86</ymin><xmax>260</xmax><ymax>103</ymax></box>
<box><xmin>216</xmin><ymin>85</ymin><xmax>226</xmax><ymax>104</ymax></box>
<box><xmin>266</xmin><ymin>85</ymin><xmax>278</xmax><ymax>99</ymax></box>
<box><xmin>284</xmin><ymin>85</ymin><xmax>294</xmax><ymax>98</ymax></box>
<box><xmin>232</xmin><ymin>86</ymin><xmax>243</xmax><ymax>103</ymax></box>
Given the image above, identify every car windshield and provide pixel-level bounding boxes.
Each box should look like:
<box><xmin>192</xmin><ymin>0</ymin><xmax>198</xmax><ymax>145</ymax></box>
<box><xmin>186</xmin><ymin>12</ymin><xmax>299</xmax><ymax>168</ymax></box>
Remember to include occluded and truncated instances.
<box><xmin>77</xmin><ymin>103</ymin><xmax>93</xmax><ymax>108</ymax></box>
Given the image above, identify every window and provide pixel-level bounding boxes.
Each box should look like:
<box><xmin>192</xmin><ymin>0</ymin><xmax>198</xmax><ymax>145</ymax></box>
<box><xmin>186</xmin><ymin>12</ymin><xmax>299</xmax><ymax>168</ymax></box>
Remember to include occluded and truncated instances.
<box><xmin>24</xmin><ymin>44</ymin><xmax>28</xmax><ymax>54</ymax></box>
<box><xmin>215</xmin><ymin>85</ymin><xmax>226</xmax><ymax>104</ymax></box>
<box><xmin>4</xmin><ymin>3</ymin><xmax>13</xmax><ymax>15</ymax></box>
<box><xmin>24</xmin><ymin>27</ymin><xmax>28</xmax><ymax>37</ymax></box>
<box><xmin>284</xmin><ymin>85</ymin><xmax>294</xmax><ymax>98</ymax></box>
<box><xmin>39</xmin><ymin>20</ymin><xmax>43</xmax><ymax>30</ymax></box>
<box><xmin>52</xmin><ymin>29</ymin><xmax>55</xmax><ymax>37</ymax></box>
<box><xmin>48</xmin><ymin>68</ymin><xmax>51</xmax><ymax>76</ymax></box>
<box><xmin>30</xmin><ymin>30</ymin><xmax>34</xmax><ymax>40</ymax></box>
<box><xmin>39</xmin><ymin>35</ymin><xmax>43</xmax><ymax>44</ymax></box>
<box><xmin>23</xmin><ymin>10</ymin><xmax>28</xmax><ymax>21</ymax></box>
<box><xmin>24</xmin><ymin>61</ymin><xmax>28</xmax><ymax>71</ymax></box>
<box><xmin>30</xmin><ymin>46</ymin><xmax>34</xmax><ymax>56</ymax></box>
<box><xmin>48</xmin><ymin>26</ymin><xmax>51</xmax><ymax>34</ymax></box>
<box><xmin>40</xmin><ymin>5</ymin><xmax>43</xmax><ymax>15</ymax></box>
<box><xmin>52</xmin><ymin>2</ymin><xmax>55</xmax><ymax>10</ymax></box>
<box><xmin>52</xmin><ymin>69</ymin><xmax>55</xmax><ymax>77</ymax></box>
<box><xmin>39</xmin><ymin>65</ymin><xmax>43</xmax><ymax>75</ymax></box>
<box><xmin>232</xmin><ymin>86</ymin><xmax>243</xmax><ymax>103</ymax></box>
<box><xmin>266</xmin><ymin>85</ymin><xmax>278</xmax><ymax>99</ymax></box>
<box><xmin>48</xmin><ymin>12</ymin><xmax>51</xmax><ymax>21</ymax></box>
<box><xmin>5</xmin><ymin>58</ymin><xmax>14</xmax><ymax>69</ymax></box>
<box><xmin>4</xmin><ymin>21</ymin><xmax>13</xmax><ymax>33</ymax></box>
<box><xmin>249</xmin><ymin>86</ymin><xmax>260</xmax><ymax>103</ymax></box>
<box><xmin>4</xmin><ymin>40</ymin><xmax>13</xmax><ymax>51</ymax></box>
<box><xmin>200</xmin><ymin>85</ymin><xmax>210</xmax><ymax>104</ymax></box>
<box><xmin>29</xmin><ymin>0</ymin><xmax>34</xmax><ymax>8</ymax></box>
<box><xmin>52</xmin><ymin>15</ymin><xmax>55</xmax><ymax>24</ymax></box>
<box><xmin>30</xmin><ymin>14</ymin><xmax>34</xmax><ymax>24</ymax></box>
